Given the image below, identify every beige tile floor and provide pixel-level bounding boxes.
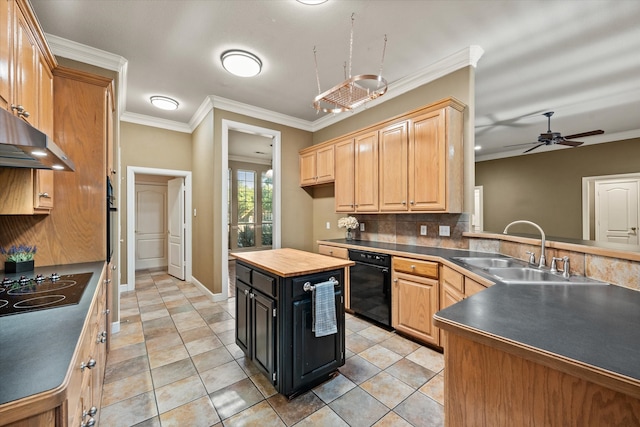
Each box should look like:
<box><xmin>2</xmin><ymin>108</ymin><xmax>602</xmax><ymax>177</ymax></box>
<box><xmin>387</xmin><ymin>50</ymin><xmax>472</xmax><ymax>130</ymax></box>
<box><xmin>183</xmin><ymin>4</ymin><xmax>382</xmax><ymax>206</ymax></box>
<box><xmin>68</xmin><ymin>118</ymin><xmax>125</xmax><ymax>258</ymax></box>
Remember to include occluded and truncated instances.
<box><xmin>100</xmin><ymin>268</ymin><xmax>445</xmax><ymax>426</ymax></box>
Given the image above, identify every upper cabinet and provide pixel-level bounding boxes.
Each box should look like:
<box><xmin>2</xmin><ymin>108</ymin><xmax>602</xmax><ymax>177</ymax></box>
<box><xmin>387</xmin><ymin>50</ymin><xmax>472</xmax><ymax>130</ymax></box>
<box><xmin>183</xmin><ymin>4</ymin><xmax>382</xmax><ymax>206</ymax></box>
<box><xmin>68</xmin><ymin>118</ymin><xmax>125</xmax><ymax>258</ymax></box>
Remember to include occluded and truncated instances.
<box><xmin>305</xmin><ymin>97</ymin><xmax>466</xmax><ymax>214</ymax></box>
<box><xmin>2</xmin><ymin>0</ymin><xmax>56</xmax><ymax>126</ymax></box>
<box><xmin>299</xmin><ymin>143</ymin><xmax>334</xmax><ymax>186</ymax></box>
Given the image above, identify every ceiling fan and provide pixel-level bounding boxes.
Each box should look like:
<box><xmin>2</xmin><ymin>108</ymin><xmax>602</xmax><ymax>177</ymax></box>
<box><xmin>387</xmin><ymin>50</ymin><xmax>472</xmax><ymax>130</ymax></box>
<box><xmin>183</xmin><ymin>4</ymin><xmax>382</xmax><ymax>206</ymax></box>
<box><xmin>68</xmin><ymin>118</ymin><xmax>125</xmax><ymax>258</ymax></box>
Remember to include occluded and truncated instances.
<box><xmin>506</xmin><ymin>111</ymin><xmax>604</xmax><ymax>153</ymax></box>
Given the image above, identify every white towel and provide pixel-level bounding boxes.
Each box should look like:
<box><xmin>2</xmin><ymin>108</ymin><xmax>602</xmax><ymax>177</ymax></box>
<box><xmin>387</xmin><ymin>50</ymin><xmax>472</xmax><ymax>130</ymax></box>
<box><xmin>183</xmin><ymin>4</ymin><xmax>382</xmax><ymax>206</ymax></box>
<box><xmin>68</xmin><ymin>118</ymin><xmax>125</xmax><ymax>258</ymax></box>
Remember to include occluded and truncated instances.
<box><xmin>312</xmin><ymin>280</ymin><xmax>337</xmax><ymax>337</ymax></box>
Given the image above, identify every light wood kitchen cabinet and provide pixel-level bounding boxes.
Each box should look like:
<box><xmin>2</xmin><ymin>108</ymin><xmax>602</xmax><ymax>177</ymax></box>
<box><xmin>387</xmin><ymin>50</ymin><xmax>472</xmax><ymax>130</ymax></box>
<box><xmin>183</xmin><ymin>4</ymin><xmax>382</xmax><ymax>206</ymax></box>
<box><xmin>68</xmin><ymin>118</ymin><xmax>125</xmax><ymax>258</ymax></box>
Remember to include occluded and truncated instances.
<box><xmin>334</xmin><ymin>130</ymin><xmax>381</xmax><ymax>213</ymax></box>
<box><xmin>379</xmin><ymin>121</ymin><xmax>409</xmax><ymax>211</ymax></box>
<box><xmin>0</xmin><ymin>0</ymin><xmax>12</xmax><ymax>111</ymax></box>
<box><xmin>318</xmin><ymin>244</ymin><xmax>351</xmax><ymax>308</ymax></box>
<box><xmin>0</xmin><ymin>168</ymin><xmax>54</xmax><ymax>214</ymax></box>
<box><xmin>299</xmin><ymin>143</ymin><xmax>334</xmax><ymax>186</ymax></box>
<box><xmin>392</xmin><ymin>256</ymin><xmax>440</xmax><ymax>346</ymax></box>
<box><xmin>353</xmin><ymin>130</ymin><xmax>379</xmax><ymax>212</ymax></box>
<box><xmin>334</xmin><ymin>138</ymin><xmax>355</xmax><ymax>212</ymax></box>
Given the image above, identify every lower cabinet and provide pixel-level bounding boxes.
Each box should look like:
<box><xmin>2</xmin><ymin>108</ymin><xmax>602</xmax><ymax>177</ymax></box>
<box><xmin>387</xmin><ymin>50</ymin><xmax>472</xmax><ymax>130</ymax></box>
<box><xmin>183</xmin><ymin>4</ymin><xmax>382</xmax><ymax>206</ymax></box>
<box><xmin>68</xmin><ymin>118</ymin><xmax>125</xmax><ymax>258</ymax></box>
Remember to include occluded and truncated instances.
<box><xmin>391</xmin><ymin>257</ymin><xmax>440</xmax><ymax>346</ymax></box>
<box><xmin>317</xmin><ymin>244</ymin><xmax>350</xmax><ymax>309</ymax></box>
<box><xmin>235</xmin><ymin>261</ymin><xmax>345</xmax><ymax>397</ymax></box>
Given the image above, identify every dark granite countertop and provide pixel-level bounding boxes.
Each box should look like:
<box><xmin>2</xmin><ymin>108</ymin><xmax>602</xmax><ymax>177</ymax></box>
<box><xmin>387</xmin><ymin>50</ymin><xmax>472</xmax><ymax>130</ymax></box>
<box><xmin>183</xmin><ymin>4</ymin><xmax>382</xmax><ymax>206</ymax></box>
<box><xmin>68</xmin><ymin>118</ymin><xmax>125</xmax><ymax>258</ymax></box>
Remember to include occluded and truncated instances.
<box><xmin>0</xmin><ymin>261</ymin><xmax>105</xmax><ymax>406</ymax></box>
<box><xmin>319</xmin><ymin>239</ymin><xmax>640</xmax><ymax>386</ymax></box>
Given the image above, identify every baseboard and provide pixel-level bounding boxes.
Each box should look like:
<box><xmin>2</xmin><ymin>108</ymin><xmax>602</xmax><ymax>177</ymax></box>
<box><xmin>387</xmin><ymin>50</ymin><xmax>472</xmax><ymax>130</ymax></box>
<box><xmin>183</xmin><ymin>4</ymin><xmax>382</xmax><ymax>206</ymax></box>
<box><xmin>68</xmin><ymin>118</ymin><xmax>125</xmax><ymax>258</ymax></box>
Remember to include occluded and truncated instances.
<box><xmin>119</xmin><ymin>283</ymin><xmax>134</xmax><ymax>293</ymax></box>
<box><xmin>190</xmin><ymin>275</ymin><xmax>228</xmax><ymax>302</ymax></box>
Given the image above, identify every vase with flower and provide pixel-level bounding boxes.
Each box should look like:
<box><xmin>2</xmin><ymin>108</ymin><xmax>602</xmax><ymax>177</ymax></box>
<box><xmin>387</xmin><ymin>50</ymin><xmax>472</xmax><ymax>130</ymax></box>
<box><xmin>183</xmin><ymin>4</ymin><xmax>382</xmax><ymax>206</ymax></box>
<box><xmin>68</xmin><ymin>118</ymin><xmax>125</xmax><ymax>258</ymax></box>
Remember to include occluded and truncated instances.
<box><xmin>1</xmin><ymin>244</ymin><xmax>37</xmax><ymax>273</ymax></box>
<box><xmin>338</xmin><ymin>216</ymin><xmax>359</xmax><ymax>241</ymax></box>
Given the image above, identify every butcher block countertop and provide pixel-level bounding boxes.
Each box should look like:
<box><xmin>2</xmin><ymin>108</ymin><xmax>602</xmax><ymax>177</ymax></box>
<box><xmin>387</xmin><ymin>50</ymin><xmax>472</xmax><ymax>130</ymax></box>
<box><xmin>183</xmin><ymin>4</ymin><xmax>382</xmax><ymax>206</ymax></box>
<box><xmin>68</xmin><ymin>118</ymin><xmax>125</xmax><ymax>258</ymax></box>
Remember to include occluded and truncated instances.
<box><xmin>232</xmin><ymin>248</ymin><xmax>354</xmax><ymax>277</ymax></box>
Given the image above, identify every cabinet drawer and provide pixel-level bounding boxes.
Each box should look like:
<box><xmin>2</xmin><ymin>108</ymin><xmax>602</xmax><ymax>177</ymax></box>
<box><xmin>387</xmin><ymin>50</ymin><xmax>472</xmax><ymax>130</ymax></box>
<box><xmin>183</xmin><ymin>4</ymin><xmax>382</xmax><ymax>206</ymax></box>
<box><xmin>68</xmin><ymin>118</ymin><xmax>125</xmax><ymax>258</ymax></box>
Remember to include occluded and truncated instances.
<box><xmin>253</xmin><ymin>270</ymin><xmax>276</xmax><ymax>297</ymax></box>
<box><xmin>441</xmin><ymin>265</ymin><xmax>464</xmax><ymax>293</ymax></box>
<box><xmin>318</xmin><ymin>245</ymin><xmax>349</xmax><ymax>260</ymax></box>
<box><xmin>236</xmin><ymin>263</ymin><xmax>251</xmax><ymax>285</ymax></box>
<box><xmin>393</xmin><ymin>257</ymin><xmax>438</xmax><ymax>279</ymax></box>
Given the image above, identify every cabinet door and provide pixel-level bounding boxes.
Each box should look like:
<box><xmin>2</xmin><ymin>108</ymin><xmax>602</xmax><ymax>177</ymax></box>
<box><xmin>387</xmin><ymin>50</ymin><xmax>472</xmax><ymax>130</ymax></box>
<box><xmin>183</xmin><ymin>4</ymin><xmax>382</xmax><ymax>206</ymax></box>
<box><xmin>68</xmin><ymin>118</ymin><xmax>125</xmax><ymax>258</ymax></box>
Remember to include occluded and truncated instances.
<box><xmin>379</xmin><ymin>121</ymin><xmax>409</xmax><ymax>211</ymax></box>
<box><xmin>392</xmin><ymin>272</ymin><xmax>439</xmax><ymax>346</ymax></box>
<box><xmin>252</xmin><ymin>291</ymin><xmax>276</xmax><ymax>382</ymax></box>
<box><xmin>235</xmin><ymin>280</ymin><xmax>251</xmax><ymax>355</ymax></box>
<box><xmin>33</xmin><ymin>169</ymin><xmax>53</xmax><ymax>210</ymax></box>
<box><xmin>299</xmin><ymin>151</ymin><xmax>317</xmax><ymax>186</ymax></box>
<box><xmin>334</xmin><ymin>138</ymin><xmax>355</xmax><ymax>212</ymax></box>
<box><xmin>354</xmin><ymin>130</ymin><xmax>379</xmax><ymax>212</ymax></box>
<box><xmin>409</xmin><ymin>109</ymin><xmax>447</xmax><ymax>211</ymax></box>
<box><xmin>0</xmin><ymin>0</ymin><xmax>12</xmax><ymax>111</ymax></box>
<box><xmin>315</xmin><ymin>144</ymin><xmax>334</xmax><ymax>184</ymax></box>
<box><xmin>13</xmin><ymin>4</ymin><xmax>37</xmax><ymax>125</ymax></box>
<box><xmin>291</xmin><ymin>291</ymin><xmax>344</xmax><ymax>392</ymax></box>
<box><xmin>37</xmin><ymin>50</ymin><xmax>54</xmax><ymax>134</ymax></box>
<box><xmin>441</xmin><ymin>282</ymin><xmax>464</xmax><ymax>310</ymax></box>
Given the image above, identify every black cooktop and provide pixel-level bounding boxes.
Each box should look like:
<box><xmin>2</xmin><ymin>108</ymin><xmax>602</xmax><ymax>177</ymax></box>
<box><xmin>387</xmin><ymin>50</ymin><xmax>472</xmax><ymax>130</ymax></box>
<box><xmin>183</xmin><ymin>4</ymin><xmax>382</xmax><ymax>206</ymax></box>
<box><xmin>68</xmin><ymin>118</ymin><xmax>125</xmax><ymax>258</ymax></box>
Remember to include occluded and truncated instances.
<box><xmin>0</xmin><ymin>272</ymin><xmax>93</xmax><ymax>317</ymax></box>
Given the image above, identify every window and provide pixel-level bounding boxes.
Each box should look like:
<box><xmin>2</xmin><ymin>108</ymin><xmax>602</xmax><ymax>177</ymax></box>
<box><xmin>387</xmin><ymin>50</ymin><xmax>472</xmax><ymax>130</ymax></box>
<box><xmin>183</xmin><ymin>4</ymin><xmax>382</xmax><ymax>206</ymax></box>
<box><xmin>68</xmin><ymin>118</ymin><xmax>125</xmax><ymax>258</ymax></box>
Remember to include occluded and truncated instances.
<box><xmin>262</xmin><ymin>170</ymin><xmax>273</xmax><ymax>246</ymax></box>
<box><xmin>237</xmin><ymin>170</ymin><xmax>255</xmax><ymax>248</ymax></box>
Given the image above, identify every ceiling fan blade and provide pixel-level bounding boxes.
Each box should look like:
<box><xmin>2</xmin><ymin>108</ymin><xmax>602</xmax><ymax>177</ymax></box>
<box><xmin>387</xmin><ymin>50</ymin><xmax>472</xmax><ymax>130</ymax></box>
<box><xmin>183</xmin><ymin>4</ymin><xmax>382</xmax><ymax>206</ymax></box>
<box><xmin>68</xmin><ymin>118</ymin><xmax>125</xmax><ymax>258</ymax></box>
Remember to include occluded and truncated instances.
<box><xmin>563</xmin><ymin>130</ymin><xmax>604</xmax><ymax>139</ymax></box>
<box><xmin>505</xmin><ymin>141</ymin><xmax>539</xmax><ymax>148</ymax></box>
<box><xmin>524</xmin><ymin>143</ymin><xmax>545</xmax><ymax>153</ymax></box>
<box><xmin>557</xmin><ymin>140</ymin><xmax>584</xmax><ymax>147</ymax></box>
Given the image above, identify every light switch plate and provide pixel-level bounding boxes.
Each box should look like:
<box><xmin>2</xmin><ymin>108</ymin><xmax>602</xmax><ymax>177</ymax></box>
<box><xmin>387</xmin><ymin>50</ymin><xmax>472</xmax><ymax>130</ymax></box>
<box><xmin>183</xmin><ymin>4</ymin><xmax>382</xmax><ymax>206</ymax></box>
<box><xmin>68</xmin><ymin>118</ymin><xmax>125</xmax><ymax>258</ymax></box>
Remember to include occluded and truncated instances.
<box><xmin>420</xmin><ymin>225</ymin><xmax>427</xmax><ymax>235</ymax></box>
<box><xmin>439</xmin><ymin>225</ymin><xmax>450</xmax><ymax>236</ymax></box>
<box><xmin>360</xmin><ymin>223</ymin><xmax>365</xmax><ymax>232</ymax></box>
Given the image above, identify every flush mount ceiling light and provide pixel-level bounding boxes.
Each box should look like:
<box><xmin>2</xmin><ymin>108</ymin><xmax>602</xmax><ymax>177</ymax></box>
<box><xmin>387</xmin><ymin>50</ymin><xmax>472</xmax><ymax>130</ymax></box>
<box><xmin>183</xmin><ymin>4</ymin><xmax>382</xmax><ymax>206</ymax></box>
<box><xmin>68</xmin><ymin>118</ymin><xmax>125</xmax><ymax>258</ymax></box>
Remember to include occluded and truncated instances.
<box><xmin>150</xmin><ymin>96</ymin><xmax>179</xmax><ymax>111</ymax></box>
<box><xmin>297</xmin><ymin>0</ymin><xmax>328</xmax><ymax>5</ymax></box>
<box><xmin>313</xmin><ymin>13</ymin><xmax>388</xmax><ymax>114</ymax></box>
<box><xmin>221</xmin><ymin>50</ymin><xmax>262</xmax><ymax>77</ymax></box>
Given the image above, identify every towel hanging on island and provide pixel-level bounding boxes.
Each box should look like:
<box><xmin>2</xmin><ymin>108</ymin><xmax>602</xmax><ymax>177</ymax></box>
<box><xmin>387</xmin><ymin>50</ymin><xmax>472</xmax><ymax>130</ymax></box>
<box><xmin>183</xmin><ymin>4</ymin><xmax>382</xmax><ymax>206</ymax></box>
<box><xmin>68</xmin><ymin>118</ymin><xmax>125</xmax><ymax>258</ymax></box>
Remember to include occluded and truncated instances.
<box><xmin>312</xmin><ymin>280</ymin><xmax>337</xmax><ymax>337</ymax></box>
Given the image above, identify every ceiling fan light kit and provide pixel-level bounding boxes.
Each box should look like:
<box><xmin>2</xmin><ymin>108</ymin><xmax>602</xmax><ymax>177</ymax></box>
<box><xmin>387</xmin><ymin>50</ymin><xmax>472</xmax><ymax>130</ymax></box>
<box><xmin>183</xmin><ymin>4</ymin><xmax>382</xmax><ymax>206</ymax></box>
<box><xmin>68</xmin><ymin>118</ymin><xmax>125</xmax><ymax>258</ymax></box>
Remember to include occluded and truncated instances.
<box><xmin>312</xmin><ymin>13</ymin><xmax>388</xmax><ymax>114</ymax></box>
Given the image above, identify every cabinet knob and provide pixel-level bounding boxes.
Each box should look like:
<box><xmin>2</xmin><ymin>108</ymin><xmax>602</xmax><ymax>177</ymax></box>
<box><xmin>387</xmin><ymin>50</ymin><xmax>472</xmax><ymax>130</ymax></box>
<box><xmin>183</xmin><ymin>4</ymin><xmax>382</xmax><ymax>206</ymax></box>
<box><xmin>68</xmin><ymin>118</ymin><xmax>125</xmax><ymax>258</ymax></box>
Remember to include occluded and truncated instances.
<box><xmin>244</xmin><ymin>289</ymin><xmax>249</xmax><ymax>296</ymax></box>
<box><xmin>80</xmin><ymin>358</ymin><xmax>96</xmax><ymax>371</ymax></box>
<box><xmin>81</xmin><ymin>417</ymin><xmax>96</xmax><ymax>427</ymax></box>
<box><xmin>410</xmin><ymin>200</ymin><xmax>414</xmax><ymax>205</ymax></box>
<box><xmin>83</xmin><ymin>406</ymin><xmax>98</xmax><ymax>417</ymax></box>
<box><xmin>393</xmin><ymin>278</ymin><xmax>398</xmax><ymax>283</ymax></box>
<box><xmin>104</xmin><ymin>309</ymin><xmax>110</xmax><ymax>315</ymax></box>
<box><xmin>402</xmin><ymin>200</ymin><xmax>406</xmax><ymax>205</ymax></box>
<box><xmin>410</xmin><ymin>265</ymin><xmax>415</xmax><ymax>269</ymax></box>
<box><xmin>38</xmin><ymin>192</ymin><xmax>51</xmax><ymax>198</ymax></box>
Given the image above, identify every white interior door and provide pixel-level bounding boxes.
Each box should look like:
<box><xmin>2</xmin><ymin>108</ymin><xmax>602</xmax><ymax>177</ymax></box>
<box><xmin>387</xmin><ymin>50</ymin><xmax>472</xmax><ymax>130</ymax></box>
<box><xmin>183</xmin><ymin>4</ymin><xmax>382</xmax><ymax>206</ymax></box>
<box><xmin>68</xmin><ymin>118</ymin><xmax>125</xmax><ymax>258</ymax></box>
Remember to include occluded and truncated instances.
<box><xmin>135</xmin><ymin>184</ymin><xmax>167</xmax><ymax>270</ymax></box>
<box><xmin>168</xmin><ymin>177</ymin><xmax>185</xmax><ymax>280</ymax></box>
<box><xmin>595</xmin><ymin>179</ymin><xmax>639</xmax><ymax>245</ymax></box>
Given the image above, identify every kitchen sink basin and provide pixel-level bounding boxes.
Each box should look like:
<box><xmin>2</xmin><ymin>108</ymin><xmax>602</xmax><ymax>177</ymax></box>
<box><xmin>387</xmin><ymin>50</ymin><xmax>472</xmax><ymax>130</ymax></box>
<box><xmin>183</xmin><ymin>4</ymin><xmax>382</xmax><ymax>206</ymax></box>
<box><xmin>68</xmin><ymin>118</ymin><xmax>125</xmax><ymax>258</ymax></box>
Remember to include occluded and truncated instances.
<box><xmin>485</xmin><ymin>267</ymin><xmax>608</xmax><ymax>285</ymax></box>
<box><xmin>453</xmin><ymin>257</ymin><xmax>528</xmax><ymax>269</ymax></box>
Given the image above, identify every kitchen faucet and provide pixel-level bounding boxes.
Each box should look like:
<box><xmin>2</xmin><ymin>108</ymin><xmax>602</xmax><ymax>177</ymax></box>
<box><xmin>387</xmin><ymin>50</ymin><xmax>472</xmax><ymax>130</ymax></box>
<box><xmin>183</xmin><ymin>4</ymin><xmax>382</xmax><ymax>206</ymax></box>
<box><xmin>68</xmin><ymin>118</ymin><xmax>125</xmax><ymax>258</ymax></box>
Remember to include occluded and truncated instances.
<box><xmin>503</xmin><ymin>220</ymin><xmax>546</xmax><ymax>268</ymax></box>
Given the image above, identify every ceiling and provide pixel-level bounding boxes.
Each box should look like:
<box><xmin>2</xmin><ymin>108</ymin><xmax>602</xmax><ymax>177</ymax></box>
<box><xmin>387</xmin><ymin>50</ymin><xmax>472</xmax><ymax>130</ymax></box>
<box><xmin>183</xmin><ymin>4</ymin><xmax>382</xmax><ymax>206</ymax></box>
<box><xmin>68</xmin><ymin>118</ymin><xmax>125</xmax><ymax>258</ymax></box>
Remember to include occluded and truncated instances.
<box><xmin>30</xmin><ymin>0</ymin><xmax>640</xmax><ymax>161</ymax></box>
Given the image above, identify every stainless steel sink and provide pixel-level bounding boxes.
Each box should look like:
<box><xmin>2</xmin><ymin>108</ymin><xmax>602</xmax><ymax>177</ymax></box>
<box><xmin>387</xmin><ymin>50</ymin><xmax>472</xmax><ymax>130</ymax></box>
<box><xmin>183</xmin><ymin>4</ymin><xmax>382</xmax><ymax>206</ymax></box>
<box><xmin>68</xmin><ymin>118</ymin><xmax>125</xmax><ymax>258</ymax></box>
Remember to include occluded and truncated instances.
<box><xmin>453</xmin><ymin>257</ymin><xmax>528</xmax><ymax>269</ymax></box>
<box><xmin>485</xmin><ymin>267</ymin><xmax>607</xmax><ymax>285</ymax></box>
<box><xmin>453</xmin><ymin>256</ymin><xmax>608</xmax><ymax>285</ymax></box>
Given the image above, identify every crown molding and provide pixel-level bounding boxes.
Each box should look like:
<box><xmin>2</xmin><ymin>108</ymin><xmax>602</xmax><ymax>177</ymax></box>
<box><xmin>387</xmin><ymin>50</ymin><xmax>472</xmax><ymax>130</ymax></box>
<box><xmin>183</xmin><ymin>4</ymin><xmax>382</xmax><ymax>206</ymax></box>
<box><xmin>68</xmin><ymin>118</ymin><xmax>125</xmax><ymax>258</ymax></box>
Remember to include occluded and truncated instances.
<box><xmin>120</xmin><ymin>111</ymin><xmax>192</xmax><ymax>133</ymax></box>
<box><xmin>45</xmin><ymin>33</ymin><xmax>128</xmax><ymax>118</ymax></box>
<box><xmin>310</xmin><ymin>45</ymin><xmax>485</xmax><ymax>131</ymax></box>
<box><xmin>44</xmin><ymin>36</ymin><xmax>483</xmax><ymax>136</ymax></box>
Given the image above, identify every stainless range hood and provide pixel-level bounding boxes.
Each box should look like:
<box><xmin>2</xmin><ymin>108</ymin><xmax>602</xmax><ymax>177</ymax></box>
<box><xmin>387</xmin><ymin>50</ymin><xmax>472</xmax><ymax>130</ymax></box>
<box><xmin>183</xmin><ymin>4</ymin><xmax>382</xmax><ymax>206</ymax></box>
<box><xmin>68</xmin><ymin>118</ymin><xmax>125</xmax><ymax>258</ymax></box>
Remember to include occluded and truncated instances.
<box><xmin>0</xmin><ymin>107</ymin><xmax>75</xmax><ymax>171</ymax></box>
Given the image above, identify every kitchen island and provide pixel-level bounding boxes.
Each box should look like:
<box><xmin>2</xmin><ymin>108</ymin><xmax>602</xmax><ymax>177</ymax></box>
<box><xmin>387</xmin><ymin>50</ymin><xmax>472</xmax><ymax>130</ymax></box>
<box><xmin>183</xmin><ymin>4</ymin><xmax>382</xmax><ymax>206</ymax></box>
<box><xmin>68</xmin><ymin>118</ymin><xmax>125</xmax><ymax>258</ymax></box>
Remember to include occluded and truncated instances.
<box><xmin>232</xmin><ymin>248</ymin><xmax>354</xmax><ymax>398</ymax></box>
<box><xmin>434</xmin><ymin>283</ymin><xmax>640</xmax><ymax>426</ymax></box>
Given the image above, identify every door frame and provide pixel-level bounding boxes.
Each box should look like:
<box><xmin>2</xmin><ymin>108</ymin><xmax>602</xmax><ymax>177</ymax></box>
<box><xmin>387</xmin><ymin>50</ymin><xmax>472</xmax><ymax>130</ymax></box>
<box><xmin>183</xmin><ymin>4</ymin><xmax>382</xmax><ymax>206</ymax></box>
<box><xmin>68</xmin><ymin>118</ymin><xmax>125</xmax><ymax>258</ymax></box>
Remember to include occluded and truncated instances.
<box><xmin>582</xmin><ymin>172</ymin><xmax>640</xmax><ymax>240</ymax></box>
<box><xmin>127</xmin><ymin>166</ymin><xmax>192</xmax><ymax>291</ymax></box>
<box><xmin>222</xmin><ymin>119</ymin><xmax>281</xmax><ymax>300</ymax></box>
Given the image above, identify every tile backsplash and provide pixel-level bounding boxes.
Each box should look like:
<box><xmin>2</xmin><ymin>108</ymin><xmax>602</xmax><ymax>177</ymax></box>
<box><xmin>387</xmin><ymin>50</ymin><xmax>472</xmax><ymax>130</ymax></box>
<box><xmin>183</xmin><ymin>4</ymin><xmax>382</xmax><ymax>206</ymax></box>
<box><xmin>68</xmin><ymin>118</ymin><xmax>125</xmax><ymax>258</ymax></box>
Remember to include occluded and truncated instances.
<box><xmin>353</xmin><ymin>213</ymin><xmax>471</xmax><ymax>249</ymax></box>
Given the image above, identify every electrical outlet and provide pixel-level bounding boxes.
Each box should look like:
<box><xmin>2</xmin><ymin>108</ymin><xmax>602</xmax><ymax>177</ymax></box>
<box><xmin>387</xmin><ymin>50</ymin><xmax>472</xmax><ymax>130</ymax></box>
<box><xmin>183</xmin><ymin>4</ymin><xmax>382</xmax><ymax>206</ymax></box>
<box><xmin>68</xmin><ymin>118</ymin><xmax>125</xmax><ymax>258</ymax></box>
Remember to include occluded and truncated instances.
<box><xmin>439</xmin><ymin>225</ymin><xmax>450</xmax><ymax>236</ymax></box>
<box><xmin>326</xmin><ymin>222</ymin><xmax>330</xmax><ymax>229</ymax></box>
<box><xmin>360</xmin><ymin>223</ymin><xmax>365</xmax><ymax>232</ymax></box>
<box><xmin>420</xmin><ymin>225</ymin><xmax>427</xmax><ymax>235</ymax></box>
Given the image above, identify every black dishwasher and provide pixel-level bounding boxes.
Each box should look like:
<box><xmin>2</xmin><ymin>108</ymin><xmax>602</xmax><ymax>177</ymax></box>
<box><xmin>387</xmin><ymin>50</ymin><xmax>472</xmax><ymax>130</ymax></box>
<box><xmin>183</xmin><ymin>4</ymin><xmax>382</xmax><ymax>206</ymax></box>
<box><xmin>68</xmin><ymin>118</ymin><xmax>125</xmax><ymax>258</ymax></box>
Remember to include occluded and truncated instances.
<box><xmin>348</xmin><ymin>249</ymin><xmax>391</xmax><ymax>327</ymax></box>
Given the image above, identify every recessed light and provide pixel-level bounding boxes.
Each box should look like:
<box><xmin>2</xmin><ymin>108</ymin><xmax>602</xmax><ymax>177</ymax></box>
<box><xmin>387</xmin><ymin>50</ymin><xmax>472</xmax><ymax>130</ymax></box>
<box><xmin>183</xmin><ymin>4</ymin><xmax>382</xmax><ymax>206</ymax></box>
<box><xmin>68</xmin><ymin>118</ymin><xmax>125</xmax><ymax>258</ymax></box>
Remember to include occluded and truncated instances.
<box><xmin>221</xmin><ymin>50</ymin><xmax>262</xmax><ymax>77</ymax></box>
<box><xmin>31</xmin><ymin>150</ymin><xmax>47</xmax><ymax>157</ymax></box>
<box><xmin>297</xmin><ymin>0</ymin><xmax>328</xmax><ymax>4</ymax></box>
<box><xmin>475</xmin><ymin>145</ymin><xmax>482</xmax><ymax>150</ymax></box>
<box><xmin>52</xmin><ymin>165</ymin><xmax>65</xmax><ymax>170</ymax></box>
<box><xmin>150</xmin><ymin>96</ymin><xmax>179</xmax><ymax>110</ymax></box>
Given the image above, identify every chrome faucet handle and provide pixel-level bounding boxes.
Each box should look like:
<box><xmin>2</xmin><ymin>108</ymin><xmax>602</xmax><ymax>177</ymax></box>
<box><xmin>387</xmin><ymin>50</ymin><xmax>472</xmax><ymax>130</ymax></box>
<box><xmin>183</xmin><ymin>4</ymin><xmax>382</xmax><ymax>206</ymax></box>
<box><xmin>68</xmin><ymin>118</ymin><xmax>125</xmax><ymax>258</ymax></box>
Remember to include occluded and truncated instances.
<box><xmin>525</xmin><ymin>251</ymin><xmax>536</xmax><ymax>265</ymax></box>
<box><xmin>561</xmin><ymin>256</ymin><xmax>570</xmax><ymax>278</ymax></box>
